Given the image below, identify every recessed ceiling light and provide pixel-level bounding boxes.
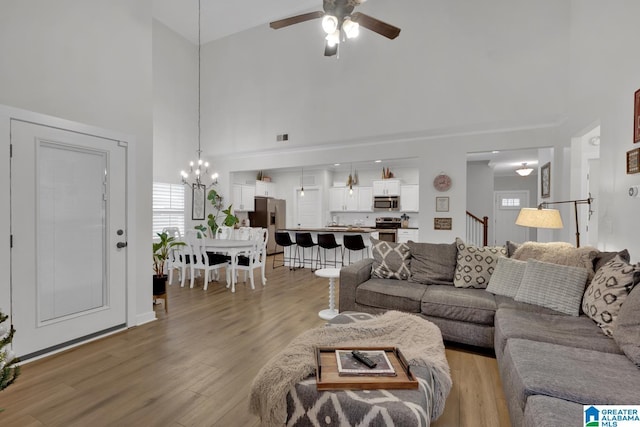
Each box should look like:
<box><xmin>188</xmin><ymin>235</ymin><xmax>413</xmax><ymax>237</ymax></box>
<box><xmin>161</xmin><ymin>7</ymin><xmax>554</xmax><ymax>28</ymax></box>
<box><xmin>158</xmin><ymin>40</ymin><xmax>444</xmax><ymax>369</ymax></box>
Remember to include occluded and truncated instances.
<box><xmin>334</xmin><ymin>163</ymin><xmax>340</xmax><ymax>167</ymax></box>
<box><xmin>492</xmin><ymin>151</ymin><xmax>500</xmax><ymax>154</ymax></box>
<box><xmin>374</xmin><ymin>160</ymin><xmax>382</xmax><ymax>163</ymax></box>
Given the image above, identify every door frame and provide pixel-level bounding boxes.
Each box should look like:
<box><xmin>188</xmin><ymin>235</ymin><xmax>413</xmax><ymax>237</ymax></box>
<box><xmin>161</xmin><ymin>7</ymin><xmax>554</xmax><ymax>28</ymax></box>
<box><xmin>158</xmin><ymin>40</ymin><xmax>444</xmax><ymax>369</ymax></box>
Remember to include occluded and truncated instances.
<box><xmin>0</xmin><ymin>104</ymin><xmax>138</xmax><ymax>342</ymax></box>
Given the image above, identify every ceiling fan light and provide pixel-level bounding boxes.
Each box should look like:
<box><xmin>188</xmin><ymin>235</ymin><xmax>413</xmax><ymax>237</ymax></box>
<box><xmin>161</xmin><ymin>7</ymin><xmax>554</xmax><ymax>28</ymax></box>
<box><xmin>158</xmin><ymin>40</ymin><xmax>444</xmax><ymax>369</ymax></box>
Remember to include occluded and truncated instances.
<box><xmin>516</xmin><ymin>163</ymin><xmax>534</xmax><ymax>176</ymax></box>
<box><xmin>322</xmin><ymin>15</ymin><xmax>338</xmax><ymax>34</ymax></box>
<box><xmin>326</xmin><ymin>30</ymin><xmax>340</xmax><ymax>47</ymax></box>
<box><xmin>343</xmin><ymin>18</ymin><xmax>360</xmax><ymax>39</ymax></box>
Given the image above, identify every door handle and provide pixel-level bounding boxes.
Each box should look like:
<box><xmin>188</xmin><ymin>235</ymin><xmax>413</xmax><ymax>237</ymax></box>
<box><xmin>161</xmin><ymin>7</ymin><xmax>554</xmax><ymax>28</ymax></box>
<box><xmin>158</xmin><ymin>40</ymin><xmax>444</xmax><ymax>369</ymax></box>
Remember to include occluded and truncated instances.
<box><xmin>117</xmin><ymin>241</ymin><xmax>128</xmax><ymax>248</ymax></box>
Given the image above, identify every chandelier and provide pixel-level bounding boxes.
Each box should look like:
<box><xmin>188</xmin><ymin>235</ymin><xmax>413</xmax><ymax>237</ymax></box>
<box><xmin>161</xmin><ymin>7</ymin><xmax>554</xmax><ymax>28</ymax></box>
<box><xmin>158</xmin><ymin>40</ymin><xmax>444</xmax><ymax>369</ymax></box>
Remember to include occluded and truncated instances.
<box><xmin>180</xmin><ymin>0</ymin><xmax>218</xmax><ymax>189</ymax></box>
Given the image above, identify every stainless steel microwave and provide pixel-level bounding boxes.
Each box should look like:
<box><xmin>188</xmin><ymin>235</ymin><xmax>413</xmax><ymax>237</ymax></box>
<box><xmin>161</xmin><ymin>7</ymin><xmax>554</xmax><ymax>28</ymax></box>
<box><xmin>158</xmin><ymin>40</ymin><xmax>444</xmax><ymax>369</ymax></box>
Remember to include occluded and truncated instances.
<box><xmin>373</xmin><ymin>196</ymin><xmax>400</xmax><ymax>211</ymax></box>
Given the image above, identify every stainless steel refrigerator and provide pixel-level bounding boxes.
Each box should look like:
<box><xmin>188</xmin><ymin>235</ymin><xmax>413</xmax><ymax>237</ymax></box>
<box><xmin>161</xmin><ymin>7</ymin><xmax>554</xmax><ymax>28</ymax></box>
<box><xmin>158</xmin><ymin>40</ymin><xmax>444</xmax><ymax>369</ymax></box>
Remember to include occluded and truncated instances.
<box><xmin>249</xmin><ymin>198</ymin><xmax>286</xmax><ymax>255</ymax></box>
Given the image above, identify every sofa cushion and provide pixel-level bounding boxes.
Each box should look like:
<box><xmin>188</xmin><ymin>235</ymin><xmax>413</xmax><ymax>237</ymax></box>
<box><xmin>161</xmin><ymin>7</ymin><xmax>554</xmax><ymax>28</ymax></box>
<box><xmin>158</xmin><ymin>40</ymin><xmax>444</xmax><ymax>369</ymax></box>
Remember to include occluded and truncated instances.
<box><xmin>512</xmin><ymin>241</ymin><xmax>597</xmax><ymax>280</ymax></box>
<box><xmin>495</xmin><ymin>295</ymin><xmax>579</xmax><ymax>316</ymax></box>
<box><xmin>421</xmin><ymin>285</ymin><xmax>497</xmax><ymax>325</ymax></box>
<box><xmin>355</xmin><ymin>278</ymin><xmax>426</xmax><ymax>313</ymax></box>
<box><xmin>486</xmin><ymin>257</ymin><xmax>527</xmax><ymax>298</ymax></box>
<box><xmin>523</xmin><ymin>395</ymin><xmax>584</xmax><ymax>427</ymax></box>
<box><xmin>407</xmin><ymin>241</ymin><xmax>457</xmax><ymax>285</ymax></box>
<box><xmin>494</xmin><ymin>308</ymin><xmax>621</xmax><ymax>361</ymax></box>
<box><xmin>501</xmin><ymin>339</ymin><xmax>640</xmax><ymax>413</ymax></box>
<box><xmin>453</xmin><ymin>238</ymin><xmax>507</xmax><ymax>289</ymax></box>
<box><xmin>614</xmin><ymin>281</ymin><xmax>640</xmax><ymax>366</ymax></box>
<box><xmin>514</xmin><ymin>259</ymin><xmax>589</xmax><ymax>316</ymax></box>
<box><xmin>593</xmin><ymin>249</ymin><xmax>630</xmax><ymax>273</ymax></box>
<box><xmin>370</xmin><ymin>238</ymin><xmax>411</xmax><ymax>280</ymax></box>
<box><xmin>582</xmin><ymin>255</ymin><xmax>640</xmax><ymax>336</ymax></box>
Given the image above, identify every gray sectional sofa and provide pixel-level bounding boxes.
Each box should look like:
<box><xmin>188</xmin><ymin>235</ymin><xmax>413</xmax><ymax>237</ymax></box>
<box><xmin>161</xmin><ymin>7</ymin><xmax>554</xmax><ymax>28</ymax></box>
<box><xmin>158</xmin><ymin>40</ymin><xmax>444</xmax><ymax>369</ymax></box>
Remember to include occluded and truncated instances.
<box><xmin>338</xmin><ymin>238</ymin><xmax>640</xmax><ymax>427</ymax></box>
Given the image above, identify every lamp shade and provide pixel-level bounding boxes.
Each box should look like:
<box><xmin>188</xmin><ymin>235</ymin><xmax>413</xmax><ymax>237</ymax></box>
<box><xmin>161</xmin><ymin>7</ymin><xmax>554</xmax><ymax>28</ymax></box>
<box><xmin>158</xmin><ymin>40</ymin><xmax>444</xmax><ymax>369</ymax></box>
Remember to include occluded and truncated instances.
<box><xmin>515</xmin><ymin>208</ymin><xmax>563</xmax><ymax>229</ymax></box>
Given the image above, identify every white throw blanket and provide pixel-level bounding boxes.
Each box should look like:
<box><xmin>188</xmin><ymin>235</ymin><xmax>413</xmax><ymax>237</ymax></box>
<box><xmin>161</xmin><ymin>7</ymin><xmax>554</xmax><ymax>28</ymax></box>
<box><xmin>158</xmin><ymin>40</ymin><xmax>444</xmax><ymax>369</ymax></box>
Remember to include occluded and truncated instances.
<box><xmin>249</xmin><ymin>311</ymin><xmax>452</xmax><ymax>426</ymax></box>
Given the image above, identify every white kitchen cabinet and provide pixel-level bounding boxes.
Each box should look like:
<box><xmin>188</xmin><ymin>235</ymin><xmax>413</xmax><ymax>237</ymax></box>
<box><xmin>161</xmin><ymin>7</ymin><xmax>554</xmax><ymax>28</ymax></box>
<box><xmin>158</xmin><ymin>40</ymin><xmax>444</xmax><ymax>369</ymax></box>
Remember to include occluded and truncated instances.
<box><xmin>329</xmin><ymin>187</ymin><xmax>373</xmax><ymax>212</ymax></box>
<box><xmin>232</xmin><ymin>184</ymin><xmax>255</xmax><ymax>212</ymax></box>
<box><xmin>400</xmin><ymin>185</ymin><xmax>419</xmax><ymax>212</ymax></box>
<box><xmin>372</xmin><ymin>179</ymin><xmax>401</xmax><ymax>196</ymax></box>
<box><xmin>255</xmin><ymin>180</ymin><xmax>276</xmax><ymax>198</ymax></box>
<box><xmin>397</xmin><ymin>228</ymin><xmax>419</xmax><ymax>243</ymax></box>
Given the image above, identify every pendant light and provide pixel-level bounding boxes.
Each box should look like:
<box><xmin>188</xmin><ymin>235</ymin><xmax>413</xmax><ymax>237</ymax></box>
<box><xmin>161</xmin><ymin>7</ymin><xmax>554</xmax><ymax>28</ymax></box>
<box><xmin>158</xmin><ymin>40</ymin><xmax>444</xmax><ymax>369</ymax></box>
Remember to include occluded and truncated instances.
<box><xmin>180</xmin><ymin>0</ymin><xmax>218</xmax><ymax>188</ymax></box>
<box><xmin>300</xmin><ymin>168</ymin><xmax>305</xmax><ymax>197</ymax></box>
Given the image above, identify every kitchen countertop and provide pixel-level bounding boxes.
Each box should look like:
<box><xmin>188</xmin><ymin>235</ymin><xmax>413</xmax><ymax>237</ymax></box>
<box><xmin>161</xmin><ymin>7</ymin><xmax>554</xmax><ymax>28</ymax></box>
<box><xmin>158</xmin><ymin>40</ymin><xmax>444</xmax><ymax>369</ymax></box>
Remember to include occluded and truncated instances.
<box><xmin>283</xmin><ymin>227</ymin><xmax>378</xmax><ymax>233</ymax></box>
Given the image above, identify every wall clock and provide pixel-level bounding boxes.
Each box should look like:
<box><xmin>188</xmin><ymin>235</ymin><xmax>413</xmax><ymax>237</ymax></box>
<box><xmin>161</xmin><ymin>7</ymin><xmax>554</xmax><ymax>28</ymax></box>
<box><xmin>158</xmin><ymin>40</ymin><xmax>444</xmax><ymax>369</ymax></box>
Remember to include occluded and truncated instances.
<box><xmin>433</xmin><ymin>174</ymin><xmax>452</xmax><ymax>192</ymax></box>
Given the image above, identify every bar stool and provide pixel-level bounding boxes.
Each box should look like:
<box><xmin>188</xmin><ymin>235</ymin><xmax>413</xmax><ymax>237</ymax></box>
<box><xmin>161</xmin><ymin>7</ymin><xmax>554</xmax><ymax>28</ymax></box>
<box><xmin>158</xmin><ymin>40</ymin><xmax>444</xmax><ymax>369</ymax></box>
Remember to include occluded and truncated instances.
<box><xmin>317</xmin><ymin>233</ymin><xmax>343</xmax><ymax>268</ymax></box>
<box><xmin>273</xmin><ymin>231</ymin><xmax>296</xmax><ymax>270</ymax></box>
<box><xmin>295</xmin><ymin>232</ymin><xmax>319</xmax><ymax>271</ymax></box>
<box><xmin>342</xmin><ymin>234</ymin><xmax>368</xmax><ymax>265</ymax></box>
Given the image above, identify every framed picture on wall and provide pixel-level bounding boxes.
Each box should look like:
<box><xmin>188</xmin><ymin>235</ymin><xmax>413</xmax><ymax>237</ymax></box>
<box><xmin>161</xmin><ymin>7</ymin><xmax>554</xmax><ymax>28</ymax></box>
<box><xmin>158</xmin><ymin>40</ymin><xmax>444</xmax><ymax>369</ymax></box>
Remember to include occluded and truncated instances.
<box><xmin>635</xmin><ymin>89</ymin><xmax>640</xmax><ymax>143</ymax></box>
<box><xmin>435</xmin><ymin>196</ymin><xmax>449</xmax><ymax>212</ymax></box>
<box><xmin>541</xmin><ymin>162</ymin><xmax>551</xmax><ymax>198</ymax></box>
<box><xmin>192</xmin><ymin>183</ymin><xmax>206</xmax><ymax>220</ymax></box>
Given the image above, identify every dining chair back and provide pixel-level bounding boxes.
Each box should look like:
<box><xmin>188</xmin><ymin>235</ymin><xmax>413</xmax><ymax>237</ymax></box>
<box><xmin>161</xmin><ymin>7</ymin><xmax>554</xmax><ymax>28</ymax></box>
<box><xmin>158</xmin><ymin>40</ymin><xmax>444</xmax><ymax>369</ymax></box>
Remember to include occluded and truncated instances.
<box><xmin>235</xmin><ymin>228</ymin><xmax>268</xmax><ymax>289</ymax></box>
<box><xmin>217</xmin><ymin>226</ymin><xmax>233</xmax><ymax>240</ymax></box>
<box><xmin>186</xmin><ymin>229</ymin><xmax>230</xmax><ymax>290</ymax></box>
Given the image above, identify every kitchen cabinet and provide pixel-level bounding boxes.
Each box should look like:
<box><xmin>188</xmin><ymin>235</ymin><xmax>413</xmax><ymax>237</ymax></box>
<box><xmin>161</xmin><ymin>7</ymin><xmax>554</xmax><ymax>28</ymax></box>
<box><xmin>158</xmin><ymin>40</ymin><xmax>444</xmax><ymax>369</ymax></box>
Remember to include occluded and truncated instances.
<box><xmin>397</xmin><ymin>228</ymin><xmax>419</xmax><ymax>243</ymax></box>
<box><xmin>255</xmin><ymin>180</ymin><xmax>276</xmax><ymax>198</ymax></box>
<box><xmin>372</xmin><ymin>179</ymin><xmax>401</xmax><ymax>196</ymax></box>
<box><xmin>232</xmin><ymin>184</ymin><xmax>255</xmax><ymax>212</ymax></box>
<box><xmin>329</xmin><ymin>187</ymin><xmax>373</xmax><ymax>212</ymax></box>
<box><xmin>400</xmin><ymin>185</ymin><xmax>419</xmax><ymax>212</ymax></box>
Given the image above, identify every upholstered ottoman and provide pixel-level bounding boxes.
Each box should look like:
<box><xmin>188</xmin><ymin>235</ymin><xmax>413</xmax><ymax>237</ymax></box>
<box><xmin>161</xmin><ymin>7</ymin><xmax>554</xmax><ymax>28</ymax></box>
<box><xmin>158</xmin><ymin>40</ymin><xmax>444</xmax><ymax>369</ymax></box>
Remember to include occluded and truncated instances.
<box><xmin>250</xmin><ymin>311</ymin><xmax>452</xmax><ymax>427</ymax></box>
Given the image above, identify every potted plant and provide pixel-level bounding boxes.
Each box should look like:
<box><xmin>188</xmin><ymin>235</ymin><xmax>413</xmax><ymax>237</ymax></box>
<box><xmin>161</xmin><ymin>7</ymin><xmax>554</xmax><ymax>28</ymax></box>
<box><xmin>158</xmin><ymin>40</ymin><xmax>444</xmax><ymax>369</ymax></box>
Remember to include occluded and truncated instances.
<box><xmin>194</xmin><ymin>188</ymin><xmax>239</xmax><ymax>237</ymax></box>
<box><xmin>152</xmin><ymin>231</ymin><xmax>185</xmax><ymax>295</ymax></box>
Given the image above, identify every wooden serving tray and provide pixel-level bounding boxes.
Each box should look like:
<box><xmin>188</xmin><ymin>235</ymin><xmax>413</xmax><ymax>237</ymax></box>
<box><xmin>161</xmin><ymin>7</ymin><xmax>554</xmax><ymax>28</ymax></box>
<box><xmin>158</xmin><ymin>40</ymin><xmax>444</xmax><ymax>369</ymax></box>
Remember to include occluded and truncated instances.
<box><xmin>315</xmin><ymin>346</ymin><xmax>418</xmax><ymax>390</ymax></box>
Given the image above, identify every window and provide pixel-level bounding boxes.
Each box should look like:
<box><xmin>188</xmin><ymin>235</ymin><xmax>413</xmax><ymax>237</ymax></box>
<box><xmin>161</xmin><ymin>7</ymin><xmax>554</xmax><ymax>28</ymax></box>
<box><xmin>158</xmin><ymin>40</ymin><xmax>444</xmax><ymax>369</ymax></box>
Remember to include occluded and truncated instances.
<box><xmin>152</xmin><ymin>182</ymin><xmax>185</xmax><ymax>238</ymax></box>
<box><xmin>501</xmin><ymin>198</ymin><xmax>521</xmax><ymax>208</ymax></box>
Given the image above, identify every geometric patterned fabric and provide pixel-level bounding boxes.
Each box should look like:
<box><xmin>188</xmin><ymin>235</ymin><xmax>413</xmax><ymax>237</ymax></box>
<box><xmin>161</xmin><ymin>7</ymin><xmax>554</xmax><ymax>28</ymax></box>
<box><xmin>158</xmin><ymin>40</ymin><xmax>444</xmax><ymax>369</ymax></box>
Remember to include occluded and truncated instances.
<box><xmin>370</xmin><ymin>238</ymin><xmax>411</xmax><ymax>280</ymax></box>
<box><xmin>453</xmin><ymin>238</ymin><xmax>507</xmax><ymax>289</ymax></box>
<box><xmin>582</xmin><ymin>255</ymin><xmax>640</xmax><ymax>336</ymax></box>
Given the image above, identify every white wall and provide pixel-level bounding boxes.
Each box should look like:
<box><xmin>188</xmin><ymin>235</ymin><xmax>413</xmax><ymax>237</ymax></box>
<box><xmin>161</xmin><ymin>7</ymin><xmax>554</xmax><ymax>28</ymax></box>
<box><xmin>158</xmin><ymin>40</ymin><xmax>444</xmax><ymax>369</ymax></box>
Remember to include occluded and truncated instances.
<box><xmin>0</xmin><ymin>0</ymin><xmax>154</xmax><ymax>324</ymax></box>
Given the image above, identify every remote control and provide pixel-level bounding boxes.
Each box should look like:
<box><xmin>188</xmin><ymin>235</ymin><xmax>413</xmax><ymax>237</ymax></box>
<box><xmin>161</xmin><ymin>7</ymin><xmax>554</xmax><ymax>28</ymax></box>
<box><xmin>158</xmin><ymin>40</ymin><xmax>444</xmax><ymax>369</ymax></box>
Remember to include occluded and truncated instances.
<box><xmin>351</xmin><ymin>350</ymin><xmax>377</xmax><ymax>369</ymax></box>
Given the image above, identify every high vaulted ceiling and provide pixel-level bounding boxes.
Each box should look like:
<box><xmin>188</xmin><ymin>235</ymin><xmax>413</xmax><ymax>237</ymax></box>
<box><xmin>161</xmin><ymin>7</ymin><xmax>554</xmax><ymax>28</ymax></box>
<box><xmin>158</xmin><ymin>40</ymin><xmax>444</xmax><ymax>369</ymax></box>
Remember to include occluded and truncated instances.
<box><xmin>153</xmin><ymin>0</ymin><xmax>319</xmax><ymax>44</ymax></box>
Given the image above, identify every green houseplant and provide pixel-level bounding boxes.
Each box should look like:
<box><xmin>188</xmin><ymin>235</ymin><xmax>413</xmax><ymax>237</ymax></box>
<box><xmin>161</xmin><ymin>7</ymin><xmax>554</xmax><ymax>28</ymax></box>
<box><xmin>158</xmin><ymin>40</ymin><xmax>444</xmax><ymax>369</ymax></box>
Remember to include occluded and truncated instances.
<box><xmin>152</xmin><ymin>231</ymin><xmax>185</xmax><ymax>295</ymax></box>
<box><xmin>194</xmin><ymin>188</ymin><xmax>239</xmax><ymax>237</ymax></box>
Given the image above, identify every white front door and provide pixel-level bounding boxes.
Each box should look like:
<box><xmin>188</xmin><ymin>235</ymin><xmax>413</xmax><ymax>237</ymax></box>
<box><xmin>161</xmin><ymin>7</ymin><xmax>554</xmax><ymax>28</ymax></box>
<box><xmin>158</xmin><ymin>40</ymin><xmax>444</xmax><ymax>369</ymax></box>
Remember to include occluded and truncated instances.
<box><xmin>11</xmin><ymin>120</ymin><xmax>127</xmax><ymax>359</ymax></box>
<box><xmin>494</xmin><ymin>190</ymin><xmax>530</xmax><ymax>245</ymax></box>
<box><xmin>295</xmin><ymin>187</ymin><xmax>322</xmax><ymax>227</ymax></box>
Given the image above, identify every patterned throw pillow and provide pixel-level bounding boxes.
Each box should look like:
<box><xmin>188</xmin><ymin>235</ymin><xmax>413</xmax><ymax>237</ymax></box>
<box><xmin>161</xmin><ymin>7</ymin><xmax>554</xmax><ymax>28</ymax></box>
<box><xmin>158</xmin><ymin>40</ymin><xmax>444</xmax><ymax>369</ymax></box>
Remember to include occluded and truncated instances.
<box><xmin>453</xmin><ymin>238</ymin><xmax>507</xmax><ymax>289</ymax></box>
<box><xmin>370</xmin><ymin>237</ymin><xmax>411</xmax><ymax>280</ymax></box>
<box><xmin>515</xmin><ymin>259</ymin><xmax>589</xmax><ymax>316</ymax></box>
<box><xmin>582</xmin><ymin>255</ymin><xmax>640</xmax><ymax>336</ymax></box>
<box><xmin>485</xmin><ymin>257</ymin><xmax>527</xmax><ymax>298</ymax></box>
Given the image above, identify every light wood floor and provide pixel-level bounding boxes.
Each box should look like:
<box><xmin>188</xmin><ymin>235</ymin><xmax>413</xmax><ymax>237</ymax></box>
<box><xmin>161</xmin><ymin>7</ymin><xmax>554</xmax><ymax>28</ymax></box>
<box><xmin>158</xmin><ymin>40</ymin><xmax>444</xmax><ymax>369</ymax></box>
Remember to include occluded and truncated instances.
<box><xmin>1</xmin><ymin>259</ymin><xmax>510</xmax><ymax>427</ymax></box>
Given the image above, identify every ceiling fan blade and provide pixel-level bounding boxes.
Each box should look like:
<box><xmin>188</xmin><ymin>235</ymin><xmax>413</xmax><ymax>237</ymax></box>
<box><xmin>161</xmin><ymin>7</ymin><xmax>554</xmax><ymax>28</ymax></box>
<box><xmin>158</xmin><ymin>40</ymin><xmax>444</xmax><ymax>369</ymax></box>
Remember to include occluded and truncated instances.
<box><xmin>324</xmin><ymin>41</ymin><xmax>338</xmax><ymax>57</ymax></box>
<box><xmin>351</xmin><ymin>12</ymin><xmax>401</xmax><ymax>39</ymax></box>
<box><xmin>270</xmin><ymin>11</ymin><xmax>325</xmax><ymax>30</ymax></box>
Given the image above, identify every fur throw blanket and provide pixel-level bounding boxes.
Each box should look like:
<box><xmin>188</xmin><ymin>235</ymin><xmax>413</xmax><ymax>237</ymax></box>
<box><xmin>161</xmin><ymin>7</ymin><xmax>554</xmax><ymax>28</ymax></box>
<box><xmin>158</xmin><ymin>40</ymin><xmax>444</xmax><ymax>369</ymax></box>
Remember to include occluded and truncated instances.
<box><xmin>249</xmin><ymin>311</ymin><xmax>452</xmax><ymax>426</ymax></box>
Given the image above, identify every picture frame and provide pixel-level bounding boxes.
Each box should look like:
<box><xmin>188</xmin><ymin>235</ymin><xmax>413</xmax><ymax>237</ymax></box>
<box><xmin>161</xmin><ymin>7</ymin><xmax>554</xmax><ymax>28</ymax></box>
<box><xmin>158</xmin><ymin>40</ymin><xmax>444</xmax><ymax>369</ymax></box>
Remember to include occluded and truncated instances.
<box><xmin>635</xmin><ymin>89</ymin><xmax>640</xmax><ymax>143</ymax></box>
<box><xmin>434</xmin><ymin>217</ymin><xmax>452</xmax><ymax>230</ymax></box>
<box><xmin>435</xmin><ymin>196</ymin><xmax>449</xmax><ymax>212</ymax></box>
<box><xmin>627</xmin><ymin>148</ymin><xmax>640</xmax><ymax>174</ymax></box>
<box><xmin>541</xmin><ymin>162</ymin><xmax>551</xmax><ymax>199</ymax></box>
<box><xmin>192</xmin><ymin>183</ymin><xmax>206</xmax><ymax>220</ymax></box>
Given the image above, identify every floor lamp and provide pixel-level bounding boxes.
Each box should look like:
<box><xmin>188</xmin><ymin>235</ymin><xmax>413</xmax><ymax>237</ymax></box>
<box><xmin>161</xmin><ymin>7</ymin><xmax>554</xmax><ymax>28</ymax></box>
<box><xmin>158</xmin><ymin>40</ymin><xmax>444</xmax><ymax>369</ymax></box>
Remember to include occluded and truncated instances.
<box><xmin>515</xmin><ymin>197</ymin><xmax>593</xmax><ymax>247</ymax></box>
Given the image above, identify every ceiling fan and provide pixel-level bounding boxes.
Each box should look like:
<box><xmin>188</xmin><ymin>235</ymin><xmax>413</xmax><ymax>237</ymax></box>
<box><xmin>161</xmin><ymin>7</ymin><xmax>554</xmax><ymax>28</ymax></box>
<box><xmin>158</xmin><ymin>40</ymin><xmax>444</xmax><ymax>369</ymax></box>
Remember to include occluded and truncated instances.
<box><xmin>269</xmin><ymin>0</ymin><xmax>401</xmax><ymax>57</ymax></box>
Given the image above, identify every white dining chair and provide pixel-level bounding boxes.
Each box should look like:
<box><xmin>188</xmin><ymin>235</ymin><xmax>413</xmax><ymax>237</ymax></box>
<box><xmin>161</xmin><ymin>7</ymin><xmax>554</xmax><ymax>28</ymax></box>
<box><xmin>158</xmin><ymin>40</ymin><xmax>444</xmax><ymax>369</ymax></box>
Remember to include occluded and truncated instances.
<box><xmin>163</xmin><ymin>227</ymin><xmax>182</xmax><ymax>284</ymax></box>
<box><xmin>234</xmin><ymin>228</ymin><xmax>268</xmax><ymax>289</ymax></box>
<box><xmin>216</xmin><ymin>226</ymin><xmax>234</xmax><ymax>240</ymax></box>
<box><xmin>187</xmin><ymin>229</ymin><xmax>230</xmax><ymax>290</ymax></box>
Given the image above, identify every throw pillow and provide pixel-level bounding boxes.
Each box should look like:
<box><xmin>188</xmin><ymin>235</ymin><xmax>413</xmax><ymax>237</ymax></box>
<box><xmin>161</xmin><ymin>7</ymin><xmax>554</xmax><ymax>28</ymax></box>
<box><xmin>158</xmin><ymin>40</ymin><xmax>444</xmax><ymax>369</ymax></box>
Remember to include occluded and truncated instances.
<box><xmin>407</xmin><ymin>241</ymin><xmax>457</xmax><ymax>285</ymax></box>
<box><xmin>582</xmin><ymin>255</ymin><xmax>640</xmax><ymax>336</ymax></box>
<box><xmin>370</xmin><ymin>237</ymin><xmax>411</xmax><ymax>280</ymax></box>
<box><xmin>485</xmin><ymin>257</ymin><xmax>527</xmax><ymax>298</ymax></box>
<box><xmin>514</xmin><ymin>259</ymin><xmax>589</xmax><ymax>316</ymax></box>
<box><xmin>593</xmin><ymin>249</ymin><xmax>631</xmax><ymax>274</ymax></box>
<box><xmin>453</xmin><ymin>238</ymin><xmax>507</xmax><ymax>289</ymax></box>
<box><xmin>506</xmin><ymin>240</ymin><xmax>521</xmax><ymax>258</ymax></box>
<box><xmin>512</xmin><ymin>241</ymin><xmax>598</xmax><ymax>281</ymax></box>
<box><xmin>613</xmin><ymin>281</ymin><xmax>640</xmax><ymax>366</ymax></box>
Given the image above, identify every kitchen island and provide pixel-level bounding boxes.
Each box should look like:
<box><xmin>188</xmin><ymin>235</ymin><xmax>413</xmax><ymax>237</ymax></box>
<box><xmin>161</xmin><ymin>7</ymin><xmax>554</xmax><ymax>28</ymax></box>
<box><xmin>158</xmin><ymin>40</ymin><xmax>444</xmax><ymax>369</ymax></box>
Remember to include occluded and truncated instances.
<box><xmin>280</xmin><ymin>227</ymin><xmax>380</xmax><ymax>268</ymax></box>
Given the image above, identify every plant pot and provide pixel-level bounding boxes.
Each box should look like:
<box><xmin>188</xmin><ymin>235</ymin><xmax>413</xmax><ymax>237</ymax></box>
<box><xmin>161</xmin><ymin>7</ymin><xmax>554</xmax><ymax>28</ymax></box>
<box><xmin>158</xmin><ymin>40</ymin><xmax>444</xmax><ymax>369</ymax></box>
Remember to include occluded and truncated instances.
<box><xmin>153</xmin><ymin>275</ymin><xmax>167</xmax><ymax>296</ymax></box>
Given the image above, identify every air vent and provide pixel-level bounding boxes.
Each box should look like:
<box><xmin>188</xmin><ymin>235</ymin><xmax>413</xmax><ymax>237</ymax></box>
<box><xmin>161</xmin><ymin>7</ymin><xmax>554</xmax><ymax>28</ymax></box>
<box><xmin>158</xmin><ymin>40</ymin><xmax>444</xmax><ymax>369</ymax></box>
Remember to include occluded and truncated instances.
<box><xmin>276</xmin><ymin>133</ymin><xmax>289</xmax><ymax>142</ymax></box>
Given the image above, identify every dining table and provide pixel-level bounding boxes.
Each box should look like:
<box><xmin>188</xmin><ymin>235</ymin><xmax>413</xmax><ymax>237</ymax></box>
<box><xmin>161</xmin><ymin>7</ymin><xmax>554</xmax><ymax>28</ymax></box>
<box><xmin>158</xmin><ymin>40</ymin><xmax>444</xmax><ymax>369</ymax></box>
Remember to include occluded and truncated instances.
<box><xmin>203</xmin><ymin>238</ymin><xmax>256</xmax><ymax>293</ymax></box>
